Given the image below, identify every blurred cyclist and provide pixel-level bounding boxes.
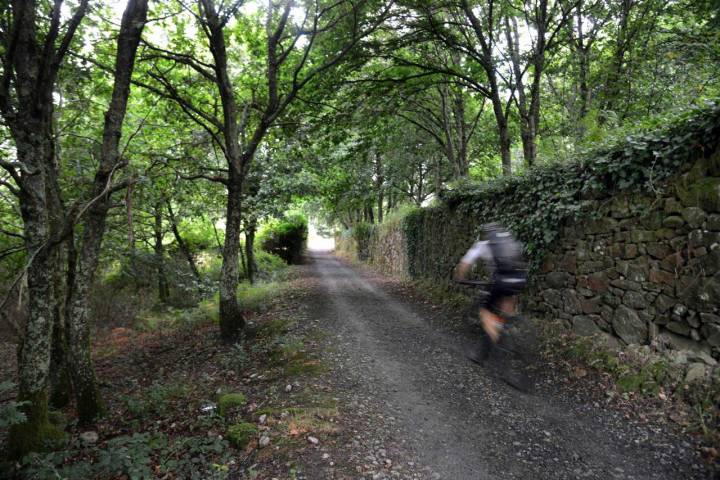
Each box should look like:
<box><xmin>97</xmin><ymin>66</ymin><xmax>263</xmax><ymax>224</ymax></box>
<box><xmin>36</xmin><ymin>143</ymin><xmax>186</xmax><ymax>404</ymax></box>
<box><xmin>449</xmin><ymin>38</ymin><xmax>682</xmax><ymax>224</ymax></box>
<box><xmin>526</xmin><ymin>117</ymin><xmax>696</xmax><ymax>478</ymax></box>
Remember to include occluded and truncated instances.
<box><xmin>454</xmin><ymin>223</ymin><xmax>527</xmax><ymax>363</ymax></box>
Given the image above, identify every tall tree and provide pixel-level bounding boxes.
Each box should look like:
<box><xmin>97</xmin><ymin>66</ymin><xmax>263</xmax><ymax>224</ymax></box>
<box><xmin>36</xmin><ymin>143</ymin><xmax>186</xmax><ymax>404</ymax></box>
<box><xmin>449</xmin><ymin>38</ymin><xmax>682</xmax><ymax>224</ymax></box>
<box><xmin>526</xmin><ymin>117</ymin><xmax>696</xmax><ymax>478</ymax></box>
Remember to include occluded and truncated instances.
<box><xmin>141</xmin><ymin>0</ymin><xmax>391</xmax><ymax>341</ymax></box>
<box><xmin>0</xmin><ymin>0</ymin><xmax>148</xmax><ymax>456</ymax></box>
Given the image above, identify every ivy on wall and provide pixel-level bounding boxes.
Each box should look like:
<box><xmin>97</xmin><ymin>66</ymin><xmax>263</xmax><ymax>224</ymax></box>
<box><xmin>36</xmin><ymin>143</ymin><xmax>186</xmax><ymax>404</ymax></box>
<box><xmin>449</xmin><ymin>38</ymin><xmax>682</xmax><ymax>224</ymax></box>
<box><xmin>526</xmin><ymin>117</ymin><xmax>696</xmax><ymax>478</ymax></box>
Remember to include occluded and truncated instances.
<box><xmin>434</xmin><ymin>102</ymin><xmax>720</xmax><ymax>270</ymax></box>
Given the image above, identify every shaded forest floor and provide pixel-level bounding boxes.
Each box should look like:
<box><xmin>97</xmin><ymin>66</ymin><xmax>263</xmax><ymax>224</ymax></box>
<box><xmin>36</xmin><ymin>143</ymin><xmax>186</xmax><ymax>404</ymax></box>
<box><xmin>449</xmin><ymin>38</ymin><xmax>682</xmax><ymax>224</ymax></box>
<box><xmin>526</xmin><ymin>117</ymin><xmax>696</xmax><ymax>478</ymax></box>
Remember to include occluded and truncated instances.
<box><xmin>1</xmin><ymin>254</ymin><xmax>719</xmax><ymax>479</ymax></box>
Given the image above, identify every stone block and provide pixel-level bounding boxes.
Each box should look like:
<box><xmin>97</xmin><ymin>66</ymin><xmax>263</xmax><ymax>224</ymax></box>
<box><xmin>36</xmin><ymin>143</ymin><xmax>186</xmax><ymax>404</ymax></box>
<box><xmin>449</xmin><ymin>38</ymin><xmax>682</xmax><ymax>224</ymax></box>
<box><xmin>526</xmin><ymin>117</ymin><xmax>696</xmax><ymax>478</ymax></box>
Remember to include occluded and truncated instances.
<box><xmin>667</xmin><ymin>321</ymin><xmax>691</xmax><ymax>337</ymax></box>
<box><xmin>578</xmin><ymin>261</ymin><xmax>605</xmax><ymax>274</ymax></box>
<box><xmin>660</xmin><ymin>252</ymin><xmax>684</xmax><ymax>272</ymax></box>
<box><xmin>614</xmin><ymin>231</ymin><xmax>631</xmax><ymax>243</ymax></box>
<box><xmin>681</xmin><ymin>207</ymin><xmax>706</xmax><ymax>229</ymax></box>
<box><xmin>662</xmin><ymin>216</ymin><xmax>685</xmax><ymax>228</ymax></box>
<box><xmin>697</xmin><ymin>273</ymin><xmax>720</xmax><ymax>306</ymax></box>
<box><xmin>562</xmin><ymin>290</ymin><xmax>582</xmax><ymax>315</ymax></box>
<box><xmin>621</xmin><ymin>243</ymin><xmax>638</xmax><ymax>259</ymax></box>
<box><xmin>687</xmin><ymin>312</ymin><xmax>700</xmax><ymax>328</ymax></box>
<box><xmin>559</xmin><ymin>252</ymin><xmax>577</xmax><ymax>274</ymax></box>
<box><xmin>655</xmin><ymin>228</ymin><xmax>676</xmax><ymax>240</ymax></box>
<box><xmin>586</xmin><ymin>217</ymin><xmax>618</xmax><ymax>234</ymax></box>
<box><xmin>631</xmin><ymin>230</ymin><xmax>658</xmax><ymax>243</ymax></box>
<box><xmin>542</xmin><ymin>289</ymin><xmax>562</xmax><ymax>308</ymax></box>
<box><xmin>610</xmin><ymin>278</ymin><xmax>643</xmax><ymax>292</ymax></box>
<box><xmin>642</xmin><ymin>211</ymin><xmax>664</xmax><ymax>230</ymax></box>
<box><xmin>623</xmin><ymin>291</ymin><xmax>647</xmax><ymax>309</ymax></box>
<box><xmin>704</xmin><ymin>249</ymin><xmax>720</xmax><ymax>274</ymax></box>
<box><xmin>701</xmin><ymin>323</ymin><xmax>720</xmax><ymax>347</ymax></box>
<box><xmin>612</xmin><ymin>305</ymin><xmax>648</xmax><ymax>345</ymax></box>
<box><xmin>685</xmin><ymin>363</ymin><xmax>707</xmax><ymax>383</ymax></box>
<box><xmin>581</xmin><ymin>296</ymin><xmax>603</xmax><ymax>314</ymax></box>
<box><xmin>689</xmin><ymin>229</ymin><xmax>720</xmax><ymax>249</ymax></box>
<box><xmin>610</xmin><ymin>197</ymin><xmax>631</xmax><ymax>219</ymax></box>
<box><xmin>646</xmin><ymin>242</ymin><xmax>672</xmax><ymax>260</ymax></box>
<box><xmin>648</xmin><ymin>268</ymin><xmax>675</xmax><ymax>286</ymax></box>
<box><xmin>546</xmin><ymin>271</ymin><xmax>573</xmax><ymax>289</ymax></box>
<box><xmin>572</xmin><ymin>315</ymin><xmax>602</xmax><ymax>337</ymax></box>
<box><xmin>587</xmin><ymin>272</ymin><xmax>610</xmax><ymax>293</ymax></box>
<box><xmin>655</xmin><ymin>294</ymin><xmax>676</xmax><ymax>313</ymax></box>
<box><xmin>603</xmin><ymin>293</ymin><xmax>621</xmax><ymax>307</ymax></box>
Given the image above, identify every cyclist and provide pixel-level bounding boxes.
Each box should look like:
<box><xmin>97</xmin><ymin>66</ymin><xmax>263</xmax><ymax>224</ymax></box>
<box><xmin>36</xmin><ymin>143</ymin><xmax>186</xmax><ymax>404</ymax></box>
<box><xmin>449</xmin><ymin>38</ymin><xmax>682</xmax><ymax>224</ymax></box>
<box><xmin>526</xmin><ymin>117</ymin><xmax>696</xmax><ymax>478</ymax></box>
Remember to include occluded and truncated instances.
<box><xmin>454</xmin><ymin>223</ymin><xmax>527</xmax><ymax>364</ymax></box>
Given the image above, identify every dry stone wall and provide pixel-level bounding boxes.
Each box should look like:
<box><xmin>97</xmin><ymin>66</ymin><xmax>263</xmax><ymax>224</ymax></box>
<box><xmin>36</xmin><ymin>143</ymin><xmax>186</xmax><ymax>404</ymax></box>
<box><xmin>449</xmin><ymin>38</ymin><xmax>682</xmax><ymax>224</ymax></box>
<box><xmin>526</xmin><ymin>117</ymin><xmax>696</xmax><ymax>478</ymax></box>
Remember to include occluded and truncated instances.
<box><xmin>530</xmin><ymin>154</ymin><xmax>720</xmax><ymax>360</ymax></box>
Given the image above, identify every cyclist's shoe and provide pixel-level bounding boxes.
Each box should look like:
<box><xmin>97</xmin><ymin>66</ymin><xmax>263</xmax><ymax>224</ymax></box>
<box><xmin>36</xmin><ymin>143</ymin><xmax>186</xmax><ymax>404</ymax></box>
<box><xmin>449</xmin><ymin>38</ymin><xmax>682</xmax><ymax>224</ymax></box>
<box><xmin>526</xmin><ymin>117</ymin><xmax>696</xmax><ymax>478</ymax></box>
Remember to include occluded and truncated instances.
<box><xmin>466</xmin><ymin>332</ymin><xmax>492</xmax><ymax>365</ymax></box>
<box><xmin>499</xmin><ymin>368</ymin><xmax>533</xmax><ymax>393</ymax></box>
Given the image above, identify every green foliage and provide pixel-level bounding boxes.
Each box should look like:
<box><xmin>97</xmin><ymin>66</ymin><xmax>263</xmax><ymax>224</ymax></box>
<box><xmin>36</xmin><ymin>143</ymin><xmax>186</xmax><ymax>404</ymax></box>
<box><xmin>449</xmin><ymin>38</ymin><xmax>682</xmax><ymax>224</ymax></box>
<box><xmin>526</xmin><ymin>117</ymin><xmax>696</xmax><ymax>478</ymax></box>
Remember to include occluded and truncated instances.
<box><xmin>157</xmin><ymin>435</ymin><xmax>231</xmax><ymax>480</ymax></box>
<box><xmin>121</xmin><ymin>381</ymin><xmax>188</xmax><ymax>419</ymax></box>
<box><xmin>0</xmin><ymin>382</ymin><xmax>27</xmax><ymax>429</ymax></box>
<box><xmin>137</xmin><ymin>298</ymin><xmax>218</xmax><ymax>331</ymax></box>
<box><xmin>226</xmin><ymin>422</ymin><xmax>258</xmax><ymax>449</ymax></box>
<box><xmin>95</xmin><ymin>433</ymin><xmax>163</xmax><ymax>479</ymax></box>
<box><xmin>236</xmin><ymin>280</ymin><xmax>285</xmax><ymax>313</ymax></box>
<box><xmin>217</xmin><ymin>393</ymin><xmax>247</xmax><ymax>418</ymax></box>
<box><xmin>351</xmin><ymin>222</ymin><xmax>374</xmax><ymax>261</ymax></box>
<box><xmin>222</xmin><ymin>340</ymin><xmax>249</xmax><ymax>376</ymax></box>
<box><xmin>20</xmin><ymin>433</ymin><xmax>231</xmax><ymax>480</ymax></box>
<box><xmin>252</xmin><ymin>249</ymin><xmax>287</xmax><ymax>281</ymax></box>
<box><xmin>259</xmin><ymin>213</ymin><xmax>308</xmax><ymax>264</ymax></box>
<box><xmin>396</xmin><ymin>102</ymin><xmax>720</xmax><ymax>279</ymax></box>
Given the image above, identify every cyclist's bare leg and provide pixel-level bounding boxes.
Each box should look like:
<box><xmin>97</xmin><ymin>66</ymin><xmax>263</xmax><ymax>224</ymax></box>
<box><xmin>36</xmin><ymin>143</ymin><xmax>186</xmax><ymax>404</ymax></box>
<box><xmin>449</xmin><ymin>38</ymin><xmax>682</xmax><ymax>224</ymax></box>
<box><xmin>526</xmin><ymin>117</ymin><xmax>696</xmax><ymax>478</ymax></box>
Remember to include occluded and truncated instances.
<box><xmin>479</xmin><ymin>295</ymin><xmax>517</xmax><ymax>343</ymax></box>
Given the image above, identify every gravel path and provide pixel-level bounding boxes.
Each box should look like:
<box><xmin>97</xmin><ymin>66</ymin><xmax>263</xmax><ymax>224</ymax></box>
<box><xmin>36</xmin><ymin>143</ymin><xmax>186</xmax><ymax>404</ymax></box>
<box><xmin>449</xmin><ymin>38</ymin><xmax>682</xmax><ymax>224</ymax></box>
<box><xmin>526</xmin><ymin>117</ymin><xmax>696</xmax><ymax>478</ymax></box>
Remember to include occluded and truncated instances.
<box><xmin>305</xmin><ymin>251</ymin><xmax>711</xmax><ymax>480</ymax></box>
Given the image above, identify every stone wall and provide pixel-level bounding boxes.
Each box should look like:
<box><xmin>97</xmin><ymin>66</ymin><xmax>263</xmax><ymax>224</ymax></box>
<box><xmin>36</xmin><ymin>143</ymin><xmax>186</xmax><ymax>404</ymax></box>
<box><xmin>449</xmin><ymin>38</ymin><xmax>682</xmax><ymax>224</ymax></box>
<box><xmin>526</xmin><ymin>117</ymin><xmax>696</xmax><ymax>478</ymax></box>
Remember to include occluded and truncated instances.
<box><xmin>530</xmin><ymin>154</ymin><xmax>720</xmax><ymax>360</ymax></box>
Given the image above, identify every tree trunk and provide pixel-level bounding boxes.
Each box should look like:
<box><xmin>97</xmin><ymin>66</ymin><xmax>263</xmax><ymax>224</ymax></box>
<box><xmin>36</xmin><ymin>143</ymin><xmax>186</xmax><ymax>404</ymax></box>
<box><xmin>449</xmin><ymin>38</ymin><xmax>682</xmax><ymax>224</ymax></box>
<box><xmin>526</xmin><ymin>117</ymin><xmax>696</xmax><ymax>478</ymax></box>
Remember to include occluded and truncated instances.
<box><xmin>65</xmin><ymin>0</ymin><xmax>147</xmax><ymax>424</ymax></box>
<box><xmin>154</xmin><ymin>203</ymin><xmax>169</xmax><ymax>303</ymax></box>
<box><xmin>219</xmin><ymin>178</ymin><xmax>245</xmax><ymax>341</ymax></box>
<box><xmin>452</xmin><ymin>90</ymin><xmax>468</xmax><ymax>176</ymax></box>
<box><xmin>49</xmin><ymin>237</ymin><xmax>75</xmax><ymax>408</ymax></box>
<box><xmin>166</xmin><ymin>200</ymin><xmax>202</xmax><ymax>285</ymax></box>
<box><xmin>490</xmin><ymin>89</ymin><xmax>512</xmax><ymax>175</ymax></box>
<box><xmin>9</xmin><ymin>129</ymin><xmax>62</xmax><ymax>458</ymax></box>
<box><xmin>375</xmin><ymin>153</ymin><xmax>384</xmax><ymax>223</ymax></box>
<box><xmin>245</xmin><ymin>218</ymin><xmax>258</xmax><ymax>285</ymax></box>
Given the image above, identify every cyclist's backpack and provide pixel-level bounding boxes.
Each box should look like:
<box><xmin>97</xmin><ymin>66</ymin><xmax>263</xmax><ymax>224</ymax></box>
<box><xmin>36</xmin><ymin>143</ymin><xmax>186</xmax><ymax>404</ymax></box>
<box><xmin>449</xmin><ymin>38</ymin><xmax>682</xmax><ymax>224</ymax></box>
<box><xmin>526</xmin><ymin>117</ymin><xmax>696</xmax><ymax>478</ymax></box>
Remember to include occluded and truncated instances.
<box><xmin>487</xmin><ymin>229</ymin><xmax>527</xmax><ymax>276</ymax></box>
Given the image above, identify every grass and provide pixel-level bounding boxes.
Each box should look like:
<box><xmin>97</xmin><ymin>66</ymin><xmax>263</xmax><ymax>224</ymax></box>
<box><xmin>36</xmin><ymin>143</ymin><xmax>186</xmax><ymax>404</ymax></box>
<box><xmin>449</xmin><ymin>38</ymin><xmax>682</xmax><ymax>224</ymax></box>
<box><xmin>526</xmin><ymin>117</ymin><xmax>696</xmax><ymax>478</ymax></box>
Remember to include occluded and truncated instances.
<box><xmin>237</xmin><ymin>280</ymin><xmax>287</xmax><ymax>313</ymax></box>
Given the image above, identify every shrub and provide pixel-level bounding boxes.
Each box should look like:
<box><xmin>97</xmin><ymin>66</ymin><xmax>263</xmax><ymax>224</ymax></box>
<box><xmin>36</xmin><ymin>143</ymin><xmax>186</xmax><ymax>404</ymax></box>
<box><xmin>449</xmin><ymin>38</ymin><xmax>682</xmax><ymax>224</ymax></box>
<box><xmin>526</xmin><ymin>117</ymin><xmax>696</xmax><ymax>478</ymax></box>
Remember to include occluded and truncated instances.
<box><xmin>253</xmin><ymin>249</ymin><xmax>286</xmax><ymax>281</ymax></box>
<box><xmin>226</xmin><ymin>422</ymin><xmax>258</xmax><ymax>449</ymax></box>
<box><xmin>217</xmin><ymin>393</ymin><xmax>247</xmax><ymax>418</ymax></box>
<box><xmin>259</xmin><ymin>213</ymin><xmax>308</xmax><ymax>264</ymax></box>
<box><xmin>352</xmin><ymin>222</ymin><xmax>373</xmax><ymax>261</ymax></box>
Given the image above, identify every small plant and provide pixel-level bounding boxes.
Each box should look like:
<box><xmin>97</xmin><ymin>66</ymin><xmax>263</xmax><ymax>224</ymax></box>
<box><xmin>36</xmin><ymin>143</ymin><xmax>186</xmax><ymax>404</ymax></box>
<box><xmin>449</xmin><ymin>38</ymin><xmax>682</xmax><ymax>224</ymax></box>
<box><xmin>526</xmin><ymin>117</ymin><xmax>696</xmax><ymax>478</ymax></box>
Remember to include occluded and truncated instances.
<box><xmin>226</xmin><ymin>422</ymin><xmax>258</xmax><ymax>449</ymax></box>
<box><xmin>158</xmin><ymin>435</ymin><xmax>231</xmax><ymax>479</ymax></box>
<box><xmin>121</xmin><ymin>381</ymin><xmax>188</xmax><ymax>419</ymax></box>
<box><xmin>230</xmin><ymin>339</ymin><xmax>249</xmax><ymax>375</ymax></box>
<box><xmin>217</xmin><ymin>392</ymin><xmax>247</xmax><ymax>418</ymax></box>
<box><xmin>0</xmin><ymin>381</ymin><xmax>27</xmax><ymax>428</ymax></box>
<box><xmin>96</xmin><ymin>433</ymin><xmax>165</xmax><ymax>479</ymax></box>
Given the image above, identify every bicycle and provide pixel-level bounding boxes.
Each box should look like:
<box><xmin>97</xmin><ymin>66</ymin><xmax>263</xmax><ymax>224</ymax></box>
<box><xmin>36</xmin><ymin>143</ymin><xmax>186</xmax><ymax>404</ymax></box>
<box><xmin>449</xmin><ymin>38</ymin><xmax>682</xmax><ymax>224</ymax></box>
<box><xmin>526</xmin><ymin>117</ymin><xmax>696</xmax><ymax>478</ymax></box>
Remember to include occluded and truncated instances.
<box><xmin>455</xmin><ymin>279</ymin><xmax>538</xmax><ymax>392</ymax></box>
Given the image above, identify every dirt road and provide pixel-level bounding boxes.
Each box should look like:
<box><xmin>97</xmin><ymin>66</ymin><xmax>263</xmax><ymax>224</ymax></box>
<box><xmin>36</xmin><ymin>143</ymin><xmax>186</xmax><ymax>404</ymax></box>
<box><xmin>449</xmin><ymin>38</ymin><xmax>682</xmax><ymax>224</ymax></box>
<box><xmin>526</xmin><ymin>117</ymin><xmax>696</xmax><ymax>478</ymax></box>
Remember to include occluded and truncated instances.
<box><xmin>305</xmin><ymin>251</ymin><xmax>710</xmax><ymax>480</ymax></box>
